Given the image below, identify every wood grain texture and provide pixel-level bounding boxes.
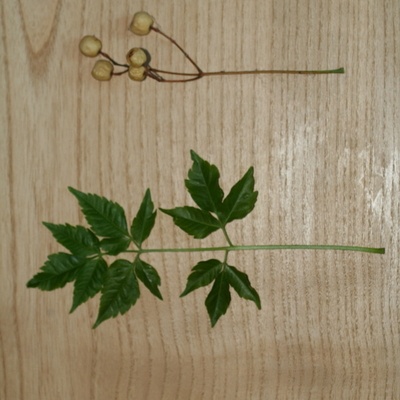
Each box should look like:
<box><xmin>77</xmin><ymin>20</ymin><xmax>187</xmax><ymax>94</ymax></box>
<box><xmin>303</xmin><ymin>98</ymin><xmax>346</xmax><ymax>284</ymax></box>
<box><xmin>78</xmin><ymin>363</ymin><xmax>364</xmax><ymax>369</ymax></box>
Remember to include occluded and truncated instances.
<box><xmin>1</xmin><ymin>0</ymin><xmax>399</xmax><ymax>399</ymax></box>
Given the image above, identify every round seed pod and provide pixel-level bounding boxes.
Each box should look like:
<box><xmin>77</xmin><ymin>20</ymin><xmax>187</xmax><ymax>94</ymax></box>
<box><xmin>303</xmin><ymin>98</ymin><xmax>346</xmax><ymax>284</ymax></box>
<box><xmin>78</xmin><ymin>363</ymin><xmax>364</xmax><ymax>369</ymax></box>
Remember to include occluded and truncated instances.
<box><xmin>128</xmin><ymin>66</ymin><xmax>147</xmax><ymax>82</ymax></box>
<box><xmin>91</xmin><ymin>60</ymin><xmax>113</xmax><ymax>81</ymax></box>
<box><xmin>126</xmin><ymin>48</ymin><xmax>149</xmax><ymax>67</ymax></box>
<box><xmin>129</xmin><ymin>11</ymin><xmax>154</xmax><ymax>36</ymax></box>
<box><xmin>79</xmin><ymin>35</ymin><xmax>102</xmax><ymax>57</ymax></box>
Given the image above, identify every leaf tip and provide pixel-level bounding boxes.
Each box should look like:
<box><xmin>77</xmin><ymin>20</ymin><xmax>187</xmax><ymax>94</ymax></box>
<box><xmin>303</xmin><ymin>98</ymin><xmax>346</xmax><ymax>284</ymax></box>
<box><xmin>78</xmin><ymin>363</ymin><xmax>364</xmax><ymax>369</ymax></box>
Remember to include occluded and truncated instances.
<box><xmin>189</xmin><ymin>149</ymin><xmax>197</xmax><ymax>158</ymax></box>
<box><xmin>210</xmin><ymin>319</ymin><xmax>218</xmax><ymax>328</ymax></box>
<box><xmin>68</xmin><ymin>186</ymin><xmax>84</xmax><ymax>199</ymax></box>
<box><xmin>158</xmin><ymin>207</ymin><xmax>171</xmax><ymax>216</ymax></box>
<box><xmin>26</xmin><ymin>278</ymin><xmax>35</xmax><ymax>288</ymax></box>
<box><xmin>189</xmin><ymin>150</ymin><xmax>203</xmax><ymax>164</ymax></box>
<box><xmin>92</xmin><ymin>317</ymin><xmax>103</xmax><ymax>329</ymax></box>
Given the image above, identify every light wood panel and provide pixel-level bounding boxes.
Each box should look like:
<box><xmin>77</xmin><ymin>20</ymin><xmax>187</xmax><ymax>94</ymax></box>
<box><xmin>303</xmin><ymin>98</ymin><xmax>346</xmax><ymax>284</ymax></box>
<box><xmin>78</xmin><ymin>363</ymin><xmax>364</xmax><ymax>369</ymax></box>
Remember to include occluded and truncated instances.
<box><xmin>1</xmin><ymin>0</ymin><xmax>399</xmax><ymax>399</ymax></box>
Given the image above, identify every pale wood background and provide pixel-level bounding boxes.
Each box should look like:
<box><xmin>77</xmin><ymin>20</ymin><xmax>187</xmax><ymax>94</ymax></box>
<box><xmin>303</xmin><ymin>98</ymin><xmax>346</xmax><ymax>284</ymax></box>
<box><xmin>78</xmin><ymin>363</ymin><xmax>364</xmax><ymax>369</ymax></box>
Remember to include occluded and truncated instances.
<box><xmin>1</xmin><ymin>0</ymin><xmax>399</xmax><ymax>399</ymax></box>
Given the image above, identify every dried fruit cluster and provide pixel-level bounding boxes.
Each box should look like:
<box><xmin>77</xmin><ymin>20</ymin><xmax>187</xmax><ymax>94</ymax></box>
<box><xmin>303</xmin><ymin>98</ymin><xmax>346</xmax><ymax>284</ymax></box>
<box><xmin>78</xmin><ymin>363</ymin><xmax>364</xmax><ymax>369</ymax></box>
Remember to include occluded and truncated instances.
<box><xmin>79</xmin><ymin>11</ymin><xmax>200</xmax><ymax>83</ymax></box>
<box><xmin>79</xmin><ymin>11</ymin><xmax>345</xmax><ymax>83</ymax></box>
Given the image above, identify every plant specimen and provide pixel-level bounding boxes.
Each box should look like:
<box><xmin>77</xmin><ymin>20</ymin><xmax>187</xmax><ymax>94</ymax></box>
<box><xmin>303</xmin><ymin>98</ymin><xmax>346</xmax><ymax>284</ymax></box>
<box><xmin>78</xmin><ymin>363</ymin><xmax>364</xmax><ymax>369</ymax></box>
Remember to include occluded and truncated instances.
<box><xmin>27</xmin><ymin>151</ymin><xmax>384</xmax><ymax>328</ymax></box>
<box><xmin>79</xmin><ymin>11</ymin><xmax>345</xmax><ymax>83</ymax></box>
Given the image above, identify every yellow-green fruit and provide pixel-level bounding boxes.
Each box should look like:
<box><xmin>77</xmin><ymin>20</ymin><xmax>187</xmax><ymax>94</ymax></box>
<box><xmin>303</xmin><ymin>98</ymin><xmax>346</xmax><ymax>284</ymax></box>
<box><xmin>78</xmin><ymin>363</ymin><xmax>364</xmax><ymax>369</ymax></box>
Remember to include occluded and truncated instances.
<box><xmin>91</xmin><ymin>60</ymin><xmax>113</xmax><ymax>81</ymax></box>
<box><xmin>129</xmin><ymin>11</ymin><xmax>154</xmax><ymax>36</ymax></box>
<box><xmin>126</xmin><ymin>48</ymin><xmax>148</xmax><ymax>67</ymax></box>
<box><xmin>128</xmin><ymin>66</ymin><xmax>147</xmax><ymax>81</ymax></box>
<box><xmin>79</xmin><ymin>35</ymin><xmax>102</xmax><ymax>57</ymax></box>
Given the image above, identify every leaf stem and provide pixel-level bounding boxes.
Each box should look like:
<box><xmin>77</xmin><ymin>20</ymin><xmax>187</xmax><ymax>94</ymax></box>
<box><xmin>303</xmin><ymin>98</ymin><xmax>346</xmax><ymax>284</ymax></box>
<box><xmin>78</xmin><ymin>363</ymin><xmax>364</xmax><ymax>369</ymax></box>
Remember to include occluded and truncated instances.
<box><xmin>127</xmin><ymin>244</ymin><xmax>384</xmax><ymax>255</ymax></box>
<box><xmin>221</xmin><ymin>226</ymin><xmax>234</xmax><ymax>247</ymax></box>
<box><xmin>223</xmin><ymin>250</ymin><xmax>229</xmax><ymax>265</ymax></box>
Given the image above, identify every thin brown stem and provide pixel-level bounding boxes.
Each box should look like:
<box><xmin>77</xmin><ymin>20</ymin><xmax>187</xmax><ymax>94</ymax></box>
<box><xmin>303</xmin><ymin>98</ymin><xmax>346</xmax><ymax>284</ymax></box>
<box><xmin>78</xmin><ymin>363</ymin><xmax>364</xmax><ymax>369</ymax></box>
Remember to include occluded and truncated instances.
<box><xmin>202</xmin><ymin>68</ymin><xmax>345</xmax><ymax>76</ymax></box>
<box><xmin>150</xmin><ymin>67</ymin><xmax>344</xmax><ymax>77</ymax></box>
<box><xmin>151</xmin><ymin>26</ymin><xmax>203</xmax><ymax>74</ymax></box>
<box><xmin>100</xmin><ymin>51</ymin><xmax>129</xmax><ymax>68</ymax></box>
<box><xmin>146</xmin><ymin>66</ymin><xmax>344</xmax><ymax>83</ymax></box>
<box><xmin>112</xmin><ymin>69</ymin><xmax>129</xmax><ymax>76</ymax></box>
<box><xmin>99</xmin><ymin>47</ymin><xmax>344</xmax><ymax>83</ymax></box>
<box><xmin>150</xmin><ymin>67</ymin><xmax>200</xmax><ymax>77</ymax></box>
<box><xmin>147</xmin><ymin>69</ymin><xmax>203</xmax><ymax>83</ymax></box>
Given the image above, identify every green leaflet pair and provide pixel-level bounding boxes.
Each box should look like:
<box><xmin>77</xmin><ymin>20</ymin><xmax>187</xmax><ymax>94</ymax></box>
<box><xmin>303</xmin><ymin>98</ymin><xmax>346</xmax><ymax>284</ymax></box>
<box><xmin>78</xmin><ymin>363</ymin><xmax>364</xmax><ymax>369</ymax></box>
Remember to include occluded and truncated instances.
<box><xmin>27</xmin><ymin>151</ymin><xmax>384</xmax><ymax>328</ymax></box>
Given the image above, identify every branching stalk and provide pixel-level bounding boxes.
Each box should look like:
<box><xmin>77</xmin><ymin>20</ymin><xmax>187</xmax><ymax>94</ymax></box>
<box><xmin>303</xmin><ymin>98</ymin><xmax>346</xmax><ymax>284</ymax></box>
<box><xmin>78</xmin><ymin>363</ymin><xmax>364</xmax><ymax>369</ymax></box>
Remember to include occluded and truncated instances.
<box><xmin>88</xmin><ymin>28</ymin><xmax>345</xmax><ymax>83</ymax></box>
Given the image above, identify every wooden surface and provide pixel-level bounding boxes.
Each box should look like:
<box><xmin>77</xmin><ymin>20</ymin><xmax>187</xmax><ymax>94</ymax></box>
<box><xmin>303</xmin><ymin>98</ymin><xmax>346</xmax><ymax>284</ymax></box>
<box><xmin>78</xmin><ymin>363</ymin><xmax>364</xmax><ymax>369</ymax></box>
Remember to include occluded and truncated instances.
<box><xmin>1</xmin><ymin>0</ymin><xmax>399</xmax><ymax>399</ymax></box>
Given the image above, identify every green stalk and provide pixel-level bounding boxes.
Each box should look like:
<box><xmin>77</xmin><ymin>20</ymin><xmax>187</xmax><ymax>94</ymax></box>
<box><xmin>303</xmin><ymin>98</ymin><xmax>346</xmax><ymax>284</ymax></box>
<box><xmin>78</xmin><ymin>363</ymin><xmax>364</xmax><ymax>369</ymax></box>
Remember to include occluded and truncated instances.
<box><xmin>127</xmin><ymin>244</ymin><xmax>384</xmax><ymax>255</ymax></box>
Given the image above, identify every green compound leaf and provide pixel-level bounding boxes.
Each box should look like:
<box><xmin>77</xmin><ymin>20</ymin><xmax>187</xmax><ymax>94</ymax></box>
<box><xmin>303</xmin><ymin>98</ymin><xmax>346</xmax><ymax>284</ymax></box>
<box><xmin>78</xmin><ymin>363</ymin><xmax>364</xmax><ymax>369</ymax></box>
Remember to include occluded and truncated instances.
<box><xmin>180</xmin><ymin>259</ymin><xmax>223</xmax><ymax>297</ymax></box>
<box><xmin>219</xmin><ymin>167</ymin><xmax>258</xmax><ymax>224</ymax></box>
<box><xmin>93</xmin><ymin>259</ymin><xmax>140</xmax><ymax>328</ymax></box>
<box><xmin>130</xmin><ymin>189</ymin><xmax>157</xmax><ymax>248</ymax></box>
<box><xmin>27</xmin><ymin>152</ymin><xmax>385</xmax><ymax>329</ymax></box>
<box><xmin>160</xmin><ymin>206</ymin><xmax>221</xmax><ymax>239</ymax></box>
<box><xmin>70</xmin><ymin>258</ymin><xmax>108</xmax><ymax>313</ymax></box>
<box><xmin>43</xmin><ymin>222</ymin><xmax>100</xmax><ymax>257</ymax></box>
<box><xmin>225</xmin><ymin>265</ymin><xmax>261</xmax><ymax>309</ymax></box>
<box><xmin>205</xmin><ymin>271</ymin><xmax>231</xmax><ymax>327</ymax></box>
<box><xmin>134</xmin><ymin>257</ymin><xmax>163</xmax><ymax>300</ymax></box>
<box><xmin>27</xmin><ymin>253</ymin><xmax>84</xmax><ymax>291</ymax></box>
<box><xmin>185</xmin><ymin>150</ymin><xmax>224</xmax><ymax>213</ymax></box>
<box><xmin>68</xmin><ymin>187</ymin><xmax>130</xmax><ymax>242</ymax></box>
